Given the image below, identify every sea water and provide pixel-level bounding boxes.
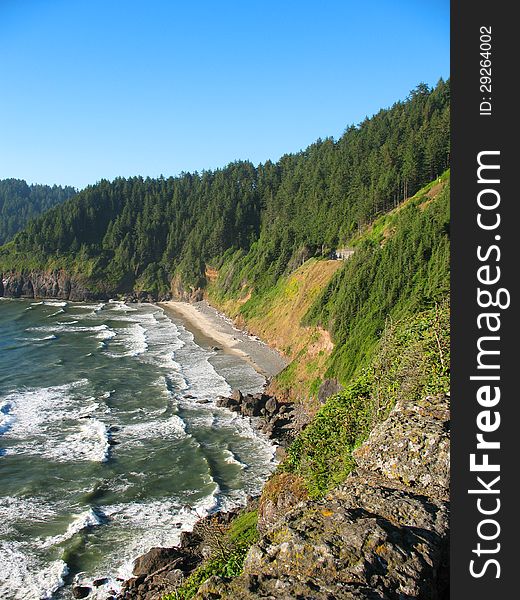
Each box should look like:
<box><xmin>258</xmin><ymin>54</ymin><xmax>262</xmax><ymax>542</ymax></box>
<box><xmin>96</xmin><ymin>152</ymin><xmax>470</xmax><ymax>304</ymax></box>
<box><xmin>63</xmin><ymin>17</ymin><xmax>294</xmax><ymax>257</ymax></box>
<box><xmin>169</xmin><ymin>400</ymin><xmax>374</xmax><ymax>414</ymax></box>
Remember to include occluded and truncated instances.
<box><xmin>0</xmin><ymin>298</ymin><xmax>273</xmax><ymax>599</ymax></box>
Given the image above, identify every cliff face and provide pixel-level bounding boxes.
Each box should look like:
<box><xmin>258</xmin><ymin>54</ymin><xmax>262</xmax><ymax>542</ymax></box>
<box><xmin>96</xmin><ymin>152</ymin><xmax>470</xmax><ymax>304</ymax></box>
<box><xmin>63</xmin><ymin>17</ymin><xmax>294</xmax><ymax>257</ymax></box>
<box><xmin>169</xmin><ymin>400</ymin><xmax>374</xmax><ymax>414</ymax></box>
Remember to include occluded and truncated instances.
<box><xmin>0</xmin><ymin>270</ymin><xmax>99</xmax><ymax>301</ymax></box>
<box><xmin>0</xmin><ymin>270</ymin><xmax>173</xmax><ymax>302</ymax></box>
<box><xmin>196</xmin><ymin>393</ymin><xmax>450</xmax><ymax>600</ymax></box>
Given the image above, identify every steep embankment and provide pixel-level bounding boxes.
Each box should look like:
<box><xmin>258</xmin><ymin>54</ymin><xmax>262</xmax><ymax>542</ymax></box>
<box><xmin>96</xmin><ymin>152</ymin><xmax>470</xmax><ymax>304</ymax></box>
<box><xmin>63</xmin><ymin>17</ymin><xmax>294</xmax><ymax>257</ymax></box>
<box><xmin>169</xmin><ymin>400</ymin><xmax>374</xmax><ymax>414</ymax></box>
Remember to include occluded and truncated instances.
<box><xmin>209</xmin><ymin>257</ymin><xmax>343</xmax><ymax>402</ymax></box>
<box><xmin>209</xmin><ymin>173</ymin><xmax>450</xmax><ymax>405</ymax></box>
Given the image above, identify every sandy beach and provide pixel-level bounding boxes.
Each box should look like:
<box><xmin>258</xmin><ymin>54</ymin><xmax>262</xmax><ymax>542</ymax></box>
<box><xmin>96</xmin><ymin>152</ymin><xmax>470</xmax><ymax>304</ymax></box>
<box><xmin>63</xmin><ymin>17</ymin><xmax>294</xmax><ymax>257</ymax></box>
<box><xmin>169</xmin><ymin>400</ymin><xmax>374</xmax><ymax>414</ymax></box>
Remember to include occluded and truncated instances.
<box><xmin>160</xmin><ymin>300</ymin><xmax>287</xmax><ymax>379</ymax></box>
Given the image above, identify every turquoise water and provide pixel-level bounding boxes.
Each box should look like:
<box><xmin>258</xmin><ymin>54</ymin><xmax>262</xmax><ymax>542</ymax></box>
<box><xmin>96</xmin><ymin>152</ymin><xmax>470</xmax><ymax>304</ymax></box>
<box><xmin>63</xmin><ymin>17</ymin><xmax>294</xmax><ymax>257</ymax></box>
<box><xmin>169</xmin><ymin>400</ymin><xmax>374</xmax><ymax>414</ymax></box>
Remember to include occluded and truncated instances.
<box><xmin>0</xmin><ymin>298</ymin><xmax>273</xmax><ymax>599</ymax></box>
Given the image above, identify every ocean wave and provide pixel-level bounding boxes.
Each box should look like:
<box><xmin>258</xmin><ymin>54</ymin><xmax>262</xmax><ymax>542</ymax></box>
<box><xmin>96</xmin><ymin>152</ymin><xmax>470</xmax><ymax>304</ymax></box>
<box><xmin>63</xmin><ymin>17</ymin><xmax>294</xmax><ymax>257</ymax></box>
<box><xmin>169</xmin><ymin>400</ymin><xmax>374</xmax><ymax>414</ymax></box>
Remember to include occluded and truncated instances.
<box><xmin>77</xmin><ymin>302</ymin><xmax>105</xmax><ymax>312</ymax></box>
<box><xmin>43</xmin><ymin>301</ymin><xmax>68</xmax><ymax>307</ymax></box>
<box><xmin>0</xmin><ymin>496</ymin><xmax>60</xmax><ymax>537</ymax></box>
<box><xmin>119</xmin><ymin>413</ymin><xmax>187</xmax><ymax>444</ymax></box>
<box><xmin>39</xmin><ymin>507</ymin><xmax>103</xmax><ymax>548</ymax></box>
<box><xmin>99</xmin><ymin>490</ymin><xmax>222</xmax><ymax>583</ymax></box>
<box><xmin>95</xmin><ymin>328</ymin><xmax>117</xmax><ymax>341</ymax></box>
<box><xmin>45</xmin><ymin>418</ymin><xmax>111</xmax><ymax>463</ymax></box>
<box><xmin>17</xmin><ymin>333</ymin><xmax>58</xmax><ymax>342</ymax></box>
<box><xmin>0</xmin><ymin>541</ymin><xmax>68</xmax><ymax>600</ymax></box>
<box><xmin>48</xmin><ymin>308</ymin><xmax>65</xmax><ymax>317</ymax></box>
<box><xmin>223</xmin><ymin>448</ymin><xmax>247</xmax><ymax>469</ymax></box>
<box><xmin>0</xmin><ymin>399</ymin><xmax>14</xmax><ymax>435</ymax></box>
<box><xmin>104</xmin><ymin>323</ymin><xmax>148</xmax><ymax>358</ymax></box>
<box><xmin>27</xmin><ymin>323</ymin><xmax>111</xmax><ymax>335</ymax></box>
<box><xmin>0</xmin><ymin>380</ymin><xmax>87</xmax><ymax>439</ymax></box>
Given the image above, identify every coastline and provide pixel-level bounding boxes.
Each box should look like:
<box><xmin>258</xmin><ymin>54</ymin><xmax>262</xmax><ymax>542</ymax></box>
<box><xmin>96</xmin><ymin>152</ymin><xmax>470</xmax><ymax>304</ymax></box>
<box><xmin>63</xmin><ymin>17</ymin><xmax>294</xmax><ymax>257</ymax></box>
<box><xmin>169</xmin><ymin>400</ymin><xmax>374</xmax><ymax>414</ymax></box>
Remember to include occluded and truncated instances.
<box><xmin>0</xmin><ymin>297</ymin><xmax>284</xmax><ymax>600</ymax></box>
<box><xmin>112</xmin><ymin>301</ymin><xmax>289</xmax><ymax>599</ymax></box>
<box><xmin>159</xmin><ymin>300</ymin><xmax>287</xmax><ymax>379</ymax></box>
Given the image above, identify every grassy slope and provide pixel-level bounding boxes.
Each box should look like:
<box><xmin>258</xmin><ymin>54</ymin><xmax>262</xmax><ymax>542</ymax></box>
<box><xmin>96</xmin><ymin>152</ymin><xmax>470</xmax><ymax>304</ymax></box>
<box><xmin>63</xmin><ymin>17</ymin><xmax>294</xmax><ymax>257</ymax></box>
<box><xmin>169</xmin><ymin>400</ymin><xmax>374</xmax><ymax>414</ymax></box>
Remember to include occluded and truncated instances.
<box><xmin>209</xmin><ymin>171</ymin><xmax>449</xmax><ymax>402</ymax></box>
<box><xmin>208</xmin><ymin>258</ymin><xmax>342</xmax><ymax>401</ymax></box>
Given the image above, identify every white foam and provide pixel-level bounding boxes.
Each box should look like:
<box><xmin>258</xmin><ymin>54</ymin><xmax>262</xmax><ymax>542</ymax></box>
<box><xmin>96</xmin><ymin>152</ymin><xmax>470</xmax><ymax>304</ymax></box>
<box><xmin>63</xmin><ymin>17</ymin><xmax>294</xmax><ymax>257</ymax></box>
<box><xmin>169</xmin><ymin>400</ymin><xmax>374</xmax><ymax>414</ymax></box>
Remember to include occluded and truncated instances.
<box><xmin>0</xmin><ymin>379</ymin><xmax>89</xmax><ymax>440</ymax></box>
<box><xmin>40</xmin><ymin>508</ymin><xmax>102</xmax><ymax>548</ymax></box>
<box><xmin>98</xmin><ymin>490</ymin><xmax>221</xmax><ymax>583</ymax></box>
<box><xmin>0</xmin><ymin>496</ymin><xmax>60</xmax><ymax>537</ymax></box>
<box><xmin>45</xmin><ymin>418</ymin><xmax>110</xmax><ymax>463</ymax></box>
<box><xmin>0</xmin><ymin>399</ymin><xmax>14</xmax><ymax>435</ymax></box>
<box><xmin>223</xmin><ymin>448</ymin><xmax>247</xmax><ymax>469</ymax></box>
<box><xmin>95</xmin><ymin>328</ymin><xmax>117</xmax><ymax>341</ymax></box>
<box><xmin>0</xmin><ymin>380</ymin><xmax>113</xmax><ymax>463</ymax></box>
<box><xmin>104</xmin><ymin>322</ymin><xmax>148</xmax><ymax>358</ymax></box>
<box><xmin>0</xmin><ymin>541</ymin><xmax>68</xmax><ymax>600</ymax></box>
<box><xmin>119</xmin><ymin>414</ymin><xmax>187</xmax><ymax>445</ymax></box>
<box><xmin>48</xmin><ymin>308</ymin><xmax>65</xmax><ymax>317</ymax></box>
<box><xmin>27</xmin><ymin>323</ymin><xmax>111</xmax><ymax>335</ymax></box>
<box><xmin>77</xmin><ymin>303</ymin><xmax>105</xmax><ymax>312</ymax></box>
<box><xmin>43</xmin><ymin>301</ymin><xmax>67</xmax><ymax>307</ymax></box>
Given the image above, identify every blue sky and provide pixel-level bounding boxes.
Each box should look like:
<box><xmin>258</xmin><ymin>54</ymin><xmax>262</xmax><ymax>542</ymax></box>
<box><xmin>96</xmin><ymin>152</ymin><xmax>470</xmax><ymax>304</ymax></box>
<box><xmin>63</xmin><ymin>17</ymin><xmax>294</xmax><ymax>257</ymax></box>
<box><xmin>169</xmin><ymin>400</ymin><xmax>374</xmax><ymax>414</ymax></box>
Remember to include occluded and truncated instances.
<box><xmin>0</xmin><ymin>0</ymin><xmax>449</xmax><ymax>189</ymax></box>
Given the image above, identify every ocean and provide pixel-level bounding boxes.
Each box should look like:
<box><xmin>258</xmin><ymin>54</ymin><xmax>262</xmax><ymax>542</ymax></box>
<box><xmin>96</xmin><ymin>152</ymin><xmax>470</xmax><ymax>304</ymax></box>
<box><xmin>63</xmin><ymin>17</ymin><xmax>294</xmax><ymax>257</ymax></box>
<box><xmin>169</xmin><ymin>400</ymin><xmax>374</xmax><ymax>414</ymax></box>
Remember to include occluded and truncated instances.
<box><xmin>0</xmin><ymin>298</ymin><xmax>275</xmax><ymax>599</ymax></box>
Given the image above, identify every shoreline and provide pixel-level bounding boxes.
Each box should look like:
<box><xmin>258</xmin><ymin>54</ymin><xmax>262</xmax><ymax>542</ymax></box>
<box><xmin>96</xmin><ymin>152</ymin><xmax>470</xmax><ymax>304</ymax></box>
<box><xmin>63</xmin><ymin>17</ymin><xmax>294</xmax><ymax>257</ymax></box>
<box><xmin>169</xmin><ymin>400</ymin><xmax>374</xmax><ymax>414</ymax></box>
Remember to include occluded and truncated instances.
<box><xmin>159</xmin><ymin>300</ymin><xmax>287</xmax><ymax>379</ymax></box>
<box><xmin>1</xmin><ymin>297</ymin><xmax>284</xmax><ymax>600</ymax></box>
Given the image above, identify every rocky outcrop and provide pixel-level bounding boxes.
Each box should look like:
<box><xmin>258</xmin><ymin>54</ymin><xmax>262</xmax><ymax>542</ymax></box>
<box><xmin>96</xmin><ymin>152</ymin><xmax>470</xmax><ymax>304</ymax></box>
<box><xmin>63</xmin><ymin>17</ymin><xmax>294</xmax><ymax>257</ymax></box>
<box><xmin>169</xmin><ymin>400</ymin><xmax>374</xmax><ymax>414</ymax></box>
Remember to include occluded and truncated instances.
<box><xmin>117</xmin><ymin>507</ymin><xmax>244</xmax><ymax>600</ymax></box>
<box><xmin>0</xmin><ymin>270</ymin><xmax>100</xmax><ymax>301</ymax></box>
<box><xmin>121</xmin><ymin>291</ymin><xmax>172</xmax><ymax>303</ymax></box>
<box><xmin>196</xmin><ymin>393</ymin><xmax>450</xmax><ymax>599</ymax></box>
<box><xmin>216</xmin><ymin>390</ymin><xmax>301</xmax><ymax>447</ymax></box>
<box><xmin>317</xmin><ymin>378</ymin><xmax>343</xmax><ymax>403</ymax></box>
<box><xmin>170</xmin><ymin>274</ymin><xmax>204</xmax><ymax>303</ymax></box>
<box><xmin>353</xmin><ymin>394</ymin><xmax>450</xmax><ymax>501</ymax></box>
<box><xmin>115</xmin><ymin>392</ymin><xmax>450</xmax><ymax>600</ymax></box>
<box><xmin>0</xmin><ymin>270</ymin><xmax>172</xmax><ymax>302</ymax></box>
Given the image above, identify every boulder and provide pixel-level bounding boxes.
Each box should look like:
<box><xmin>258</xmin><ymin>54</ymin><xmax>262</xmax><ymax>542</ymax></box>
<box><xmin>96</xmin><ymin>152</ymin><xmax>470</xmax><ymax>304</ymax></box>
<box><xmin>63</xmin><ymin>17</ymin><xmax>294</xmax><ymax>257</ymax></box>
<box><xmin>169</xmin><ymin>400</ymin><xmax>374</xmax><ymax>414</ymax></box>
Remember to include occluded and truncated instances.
<box><xmin>229</xmin><ymin>389</ymin><xmax>243</xmax><ymax>403</ymax></box>
<box><xmin>72</xmin><ymin>586</ymin><xmax>91</xmax><ymax>599</ymax></box>
<box><xmin>317</xmin><ymin>378</ymin><xmax>342</xmax><ymax>403</ymax></box>
<box><xmin>263</xmin><ymin>397</ymin><xmax>276</xmax><ymax>414</ymax></box>
<box><xmin>240</xmin><ymin>396</ymin><xmax>261</xmax><ymax>417</ymax></box>
<box><xmin>132</xmin><ymin>547</ymin><xmax>188</xmax><ymax>577</ymax></box>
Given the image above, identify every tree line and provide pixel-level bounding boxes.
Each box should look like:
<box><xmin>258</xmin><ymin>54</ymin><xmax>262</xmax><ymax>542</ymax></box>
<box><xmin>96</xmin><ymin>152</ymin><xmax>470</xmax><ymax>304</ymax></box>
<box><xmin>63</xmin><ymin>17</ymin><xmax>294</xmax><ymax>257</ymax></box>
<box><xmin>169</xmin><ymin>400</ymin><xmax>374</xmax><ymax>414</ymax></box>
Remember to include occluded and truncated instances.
<box><xmin>0</xmin><ymin>79</ymin><xmax>450</xmax><ymax>297</ymax></box>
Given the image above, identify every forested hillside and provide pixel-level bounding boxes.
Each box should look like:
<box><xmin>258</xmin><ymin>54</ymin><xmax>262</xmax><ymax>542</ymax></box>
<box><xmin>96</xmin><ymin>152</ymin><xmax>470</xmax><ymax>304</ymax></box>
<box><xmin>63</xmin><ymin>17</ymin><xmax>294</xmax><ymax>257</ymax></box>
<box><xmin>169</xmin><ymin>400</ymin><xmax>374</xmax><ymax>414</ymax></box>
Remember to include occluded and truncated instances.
<box><xmin>0</xmin><ymin>179</ymin><xmax>77</xmax><ymax>245</ymax></box>
<box><xmin>0</xmin><ymin>80</ymin><xmax>449</xmax><ymax>297</ymax></box>
<box><xmin>210</xmin><ymin>174</ymin><xmax>449</xmax><ymax>395</ymax></box>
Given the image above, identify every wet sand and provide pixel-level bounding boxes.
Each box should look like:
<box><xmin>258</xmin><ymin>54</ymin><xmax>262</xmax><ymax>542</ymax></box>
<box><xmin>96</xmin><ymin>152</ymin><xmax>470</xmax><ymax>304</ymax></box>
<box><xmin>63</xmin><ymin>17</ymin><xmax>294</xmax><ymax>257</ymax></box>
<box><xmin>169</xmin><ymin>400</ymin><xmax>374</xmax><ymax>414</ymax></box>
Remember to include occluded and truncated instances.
<box><xmin>159</xmin><ymin>301</ymin><xmax>287</xmax><ymax>379</ymax></box>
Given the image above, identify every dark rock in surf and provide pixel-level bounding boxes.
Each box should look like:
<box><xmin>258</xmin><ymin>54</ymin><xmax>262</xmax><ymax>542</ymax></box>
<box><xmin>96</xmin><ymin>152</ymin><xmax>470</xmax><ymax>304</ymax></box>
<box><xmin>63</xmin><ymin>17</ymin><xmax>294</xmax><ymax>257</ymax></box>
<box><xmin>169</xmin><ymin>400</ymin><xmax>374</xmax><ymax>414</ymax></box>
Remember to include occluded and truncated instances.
<box><xmin>230</xmin><ymin>389</ymin><xmax>243</xmax><ymax>403</ymax></box>
<box><xmin>72</xmin><ymin>586</ymin><xmax>91</xmax><ymax>599</ymax></box>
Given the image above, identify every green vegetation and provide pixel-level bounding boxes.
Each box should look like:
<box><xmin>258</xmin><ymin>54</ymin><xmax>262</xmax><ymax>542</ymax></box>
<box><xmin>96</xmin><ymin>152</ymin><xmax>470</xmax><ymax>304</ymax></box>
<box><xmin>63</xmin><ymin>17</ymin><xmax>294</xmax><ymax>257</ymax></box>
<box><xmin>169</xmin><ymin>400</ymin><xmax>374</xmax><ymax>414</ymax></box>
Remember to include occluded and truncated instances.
<box><xmin>306</xmin><ymin>173</ymin><xmax>450</xmax><ymax>384</ymax></box>
<box><xmin>0</xmin><ymin>81</ymin><xmax>449</xmax><ymax>298</ymax></box>
<box><xmin>286</xmin><ymin>299</ymin><xmax>450</xmax><ymax>497</ymax></box>
<box><xmin>163</xmin><ymin>511</ymin><xmax>259</xmax><ymax>600</ymax></box>
<box><xmin>0</xmin><ymin>178</ymin><xmax>76</xmax><ymax>245</ymax></box>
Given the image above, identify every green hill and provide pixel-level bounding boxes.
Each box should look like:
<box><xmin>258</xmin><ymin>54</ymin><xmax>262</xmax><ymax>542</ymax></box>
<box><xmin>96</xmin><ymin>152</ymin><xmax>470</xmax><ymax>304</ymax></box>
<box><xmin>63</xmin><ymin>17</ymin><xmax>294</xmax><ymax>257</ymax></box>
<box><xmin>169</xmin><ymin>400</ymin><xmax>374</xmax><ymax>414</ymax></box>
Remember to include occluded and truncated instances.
<box><xmin>0</xmin><ymin>80</ymin><xmax>449</xmax><ymax>299</ymax></box>
<box><xmin>0</xmin><ymin>178</ymin><xmax>77</xmax><ymax>245</ymax></box>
